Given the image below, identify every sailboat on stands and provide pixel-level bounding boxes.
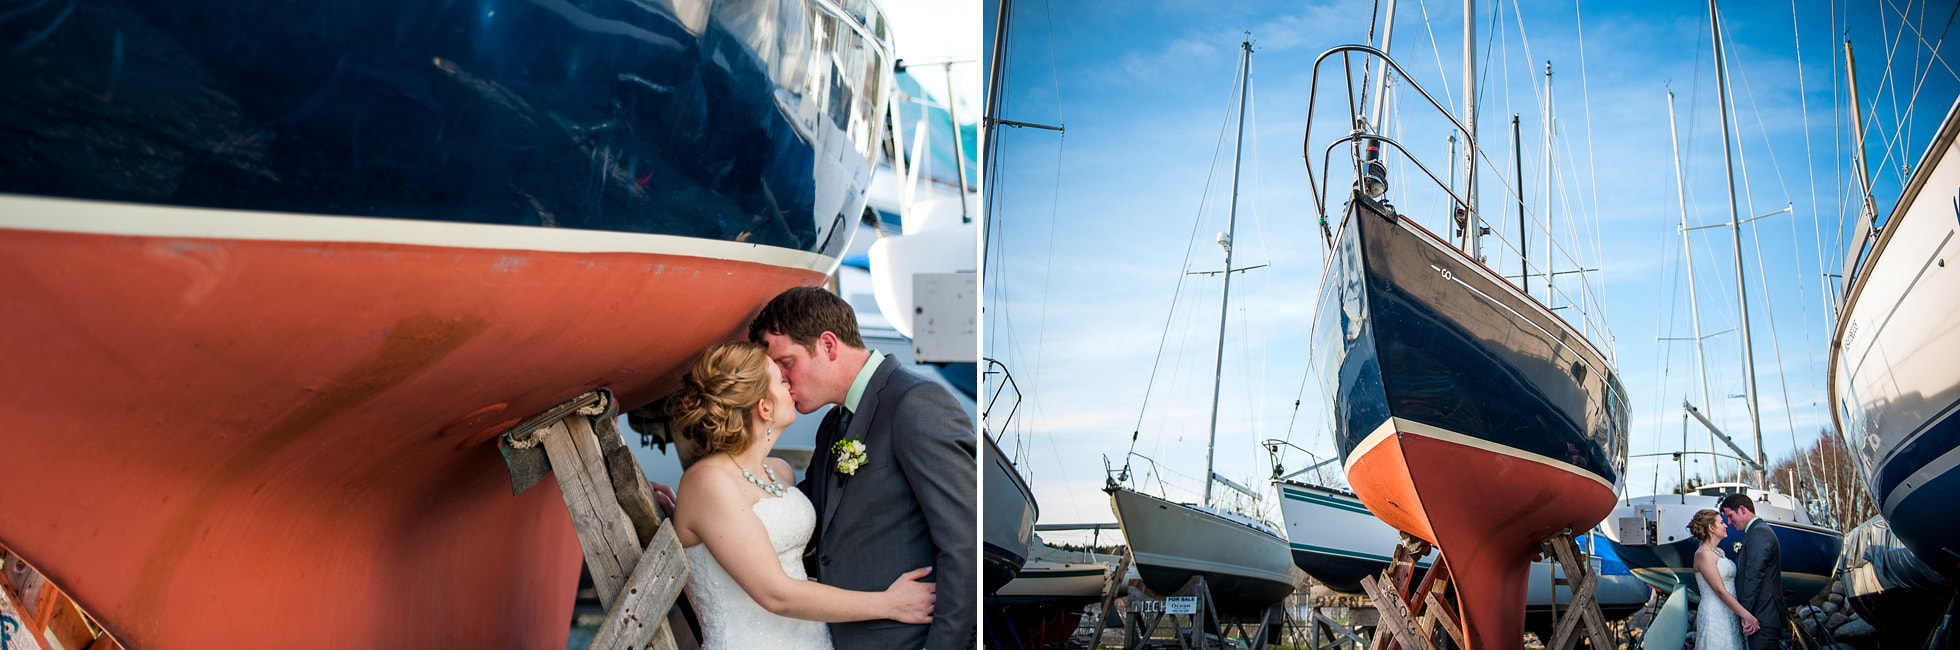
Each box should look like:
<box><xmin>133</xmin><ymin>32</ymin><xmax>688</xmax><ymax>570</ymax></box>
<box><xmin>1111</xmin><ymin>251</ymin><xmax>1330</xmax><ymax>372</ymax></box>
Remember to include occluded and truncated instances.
<box><xmin>1266</xmin><ymin>445</ymin><xmax>1647</xmax><ymax>628</ymax></box>
<box><xmin>1601</xmin><ymin>7</ymin><xmax>1842</xmax><ymax>645</ymax></box>
<box><xmin>1300</xmin><ymin>2</ymin><xmax>1629</xmax><ymax>646</ymax></box>
<box><xmin>1829</xmin><ymin>41</ymin><xmax>1960</xmax><ymax>585</ymax></box>
<box><xmin>0</xmin><ymin>0</ymin><xmax>894</xmax><ymax>647</ymax></box>
<box><xmin>1105</xmin><ymin>37</ymin><xmax>1296</xmax><ymax>625</ymax></box>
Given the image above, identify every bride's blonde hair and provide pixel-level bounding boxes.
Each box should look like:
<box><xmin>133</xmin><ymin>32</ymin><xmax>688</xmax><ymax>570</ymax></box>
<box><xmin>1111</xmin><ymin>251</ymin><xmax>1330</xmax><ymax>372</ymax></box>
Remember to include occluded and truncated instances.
<box><xmin>670</xmin><ymin>341</ymin><xmax>772</xmax><ymax>455</ymax></box>
<box><xmin>1687</xmin><ymin>508</ymin><xmax>1724</xmax><ymax>542</ymax></box>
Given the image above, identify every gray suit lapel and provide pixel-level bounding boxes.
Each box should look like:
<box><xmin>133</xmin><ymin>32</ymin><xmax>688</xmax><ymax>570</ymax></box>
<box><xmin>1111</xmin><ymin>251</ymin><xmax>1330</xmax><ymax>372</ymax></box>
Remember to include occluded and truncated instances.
<box><xmin>809</xmin><ymin>408</ymin><xmax>843</xmax><ymax>511</ymax></box>
<box><xmin>820</xmin><ymin>356</ymin><xmax>895</xmax><ymax>533</ymax></box>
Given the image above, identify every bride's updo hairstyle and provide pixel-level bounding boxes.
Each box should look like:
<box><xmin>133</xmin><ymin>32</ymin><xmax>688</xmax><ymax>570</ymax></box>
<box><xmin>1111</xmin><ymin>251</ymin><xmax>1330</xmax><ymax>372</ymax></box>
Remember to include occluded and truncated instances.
<box><xmin>1687</xmin><ymin>508</ymin><xmax>1723</xmax><ymax>542</ymax></box>
<box><xmin>671</xmin><ymin>341</ymin><xmax>773</xmax><ymax>456</ymax></box>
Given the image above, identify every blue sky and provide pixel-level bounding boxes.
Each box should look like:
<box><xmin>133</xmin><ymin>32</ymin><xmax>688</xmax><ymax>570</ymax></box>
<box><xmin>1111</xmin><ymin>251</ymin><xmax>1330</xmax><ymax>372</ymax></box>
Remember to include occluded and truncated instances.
<box><xmin>982</xmin><ymin>0</ymin><xmax>1960</xmax><ymax>538</ymax></box>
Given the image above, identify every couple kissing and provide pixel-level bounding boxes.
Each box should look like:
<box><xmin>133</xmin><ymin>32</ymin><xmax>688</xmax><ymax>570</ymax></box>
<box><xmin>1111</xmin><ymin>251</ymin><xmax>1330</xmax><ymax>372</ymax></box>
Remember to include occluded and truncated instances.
<box><xmin>1689</xmin><ymin>493</ymin><xmax>1786</xmax><ymax>650</ymax></box>
<box><xmin>663</xmin><ymin>286</ymin><xmax>977</xmax><ymax>649</ymax></box>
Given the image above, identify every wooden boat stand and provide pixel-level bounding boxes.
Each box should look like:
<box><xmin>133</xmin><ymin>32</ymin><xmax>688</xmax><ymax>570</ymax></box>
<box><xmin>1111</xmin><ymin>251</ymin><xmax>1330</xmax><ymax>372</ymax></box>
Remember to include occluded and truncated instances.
<box><xmin>1084</xmin><ymin>549</ymin><xmax>1290</xmax><ymax>649</ymax></box>
<box><xmin>1290</xmin><ymin>587</ymin><xmax>1375</xmax><ymax>650</ymax></box>
<box><xmin>1358</xmin><ymin>533</ymin><xmax>1460</xmax><ymax>650</ymax></box>
<box><xmin>1306</xmin><ymin>604</ymin><xmax>1373</xmax><ymax>649</ymax></box>
<box><xmin>1357</xmin><ymin>530</ymin><xmax>1615</xmax><ymax>650</ymax></box>
<box><xmin>0</xmin><ymin>551</ymin><xmax>122</xmax><ymax>650</ymax></box>
<box><xmin>1537</xmin><ymin>529</ymin><xmax>1615</xmax><ymax>650</ymax></box>
<box><xmin>501</xmin><ymin>389</ymin><xmax>696</xmax><ymax>650</ymax></box>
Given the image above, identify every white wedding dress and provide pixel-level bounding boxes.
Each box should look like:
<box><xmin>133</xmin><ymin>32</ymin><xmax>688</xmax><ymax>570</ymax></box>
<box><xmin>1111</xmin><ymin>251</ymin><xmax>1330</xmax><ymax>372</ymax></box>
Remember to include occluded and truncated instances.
<box><xmin>682</xmin><ymin>490</ymin><xmax>833</xmax><ymax>650</ymax></box>
<box><xmin>1694</xmin><ymin>553</ymin><xmax>1745</xmax><ymax>650</ymax></box>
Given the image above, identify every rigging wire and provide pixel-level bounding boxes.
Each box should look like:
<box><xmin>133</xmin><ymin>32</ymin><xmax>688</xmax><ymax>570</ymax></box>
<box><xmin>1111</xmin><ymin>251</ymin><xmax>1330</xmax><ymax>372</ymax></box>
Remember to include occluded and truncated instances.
<box><xmin>1414</xmin><ymin>0</ymin><xmax>1457</xmax><ymax>111</ymax></box>
<box><xmin>1720</xmin><ymin>11</ymin><xmax>1776</xmax><ymax>484</ymax></box>
<box><xmin>1830</xmin><ymin>0</ymin><xmax>1848</xmax><ymax>291</ymax></box>
<box><xmin>1124</xmin><ymin>61</ymin><xmax>1247</xmax><ymax>483</ymax></box>
<box><xmin>1729</xmin><ymin>25</ymin><xmax>1828</xmax><ymax>421</ymax></box>
<box><xmin>1721</xmin><ymin>13</ymin><xmax>1825</xmax><ymax>496</ymax></box>
<box><xmin>1793</xmin><ymin>0</ymin><xmax>1833</xmax><ymax>337</ymax></box>
<box><xmin>1572</xmin><ymin>0</ymin><xmax>1611</xmax><ymax>354</ymax></box>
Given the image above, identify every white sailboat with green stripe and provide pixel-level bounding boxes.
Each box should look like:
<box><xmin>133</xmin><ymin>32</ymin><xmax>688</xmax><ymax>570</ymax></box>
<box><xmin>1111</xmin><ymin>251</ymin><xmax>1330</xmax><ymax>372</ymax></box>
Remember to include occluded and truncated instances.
<box><xmin>1272</xmin><ymin>479</ymin><xmax>1432</xmax><ymax>593</ymax></box>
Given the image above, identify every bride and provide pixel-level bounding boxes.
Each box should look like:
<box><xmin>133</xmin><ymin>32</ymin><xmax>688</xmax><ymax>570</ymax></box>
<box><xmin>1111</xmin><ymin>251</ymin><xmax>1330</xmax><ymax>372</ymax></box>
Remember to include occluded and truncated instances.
<box><xmin>1690</xmin><ymin>509</ymin><xmax>1758</xmax><ymax>650</ymax></box>
<box><xmin>668</xmin><ymin>341</ymin><xmax>936</xmax><ymax>648</ymax></box>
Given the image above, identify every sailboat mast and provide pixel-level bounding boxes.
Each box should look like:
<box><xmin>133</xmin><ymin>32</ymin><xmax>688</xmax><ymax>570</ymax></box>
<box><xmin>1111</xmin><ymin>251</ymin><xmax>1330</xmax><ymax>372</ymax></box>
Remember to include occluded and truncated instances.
<box><xmin>1709</xmin><ymin>0</ymin><xmax>1768</xmax><ymax>483</ymax></box>
<box><xmin>980</xmin><ymin>0</ymin><xmax>1011</xmax><ymax>187</ymax></box>
<box><xmin>1461</xmin><ymin>0</ymin><xmax>1480</xmax><ymax>258</ymax></box>
<box><xmin>1368</xmin><ymin>0</ymin><xmax>1399</xmax><ymax>130</ymax></box>
<box><xmin>1667</xmin><ymin>89</ymin><xmax>1714</xmax><ymax>411</ymax></box>
<box><xmin>1542</xmin><ymin>62</ymin><xmax>1554</xmax><ymax>303</ymax></box>
<box><xmin>1514</xmin><ymin>115</ymin><xmax>1526</xmax><ymax>291</ymax></box>
<box><xmin>1203</xmin><ymin>39</ymin><xmax>1253</xmax><ymax>508</ymax></box>
<box><xmin>1843</xmin><ymin>41</ymin><xmax>1879</xmax><ymax>234</ymax></box>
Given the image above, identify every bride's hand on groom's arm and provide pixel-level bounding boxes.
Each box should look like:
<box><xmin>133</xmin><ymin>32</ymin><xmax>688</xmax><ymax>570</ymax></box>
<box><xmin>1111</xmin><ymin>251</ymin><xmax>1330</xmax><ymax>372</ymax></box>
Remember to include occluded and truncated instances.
<box><xmin>883</xmin><ymin>567</ymin><xmax>937</xmax><ymax>625</ymax></box>
<box><xmin>648</xmin><ymin>480</ymin><xmax>677</xmax><ymax>517</ymax></box>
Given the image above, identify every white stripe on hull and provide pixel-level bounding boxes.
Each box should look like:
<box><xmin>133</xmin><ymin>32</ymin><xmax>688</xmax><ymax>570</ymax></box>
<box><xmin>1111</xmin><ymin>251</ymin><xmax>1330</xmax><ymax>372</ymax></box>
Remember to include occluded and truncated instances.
<box><xmin>1883</xmin><ymin>440</ymin><xmax>1960</xmax><ymax>517</ymax></box>
<box><xmin>1274</xmin><ymin>481</ymin><xmax>1431</xmax><ymax>567</ymax></box>
<box><xmin>1344</xmin><ymin>417</ymin><xmax>1616</xmax><ymax>493</ymax></box>
<box><xmin>0</xmin><ymin>194</ymin><xmax>840</xmax><ymax>271</ymax></box>
<box><xmin>996</xmin><ymin>561</ymin><xmax>1109</xmax><ymax>600</ymax></box>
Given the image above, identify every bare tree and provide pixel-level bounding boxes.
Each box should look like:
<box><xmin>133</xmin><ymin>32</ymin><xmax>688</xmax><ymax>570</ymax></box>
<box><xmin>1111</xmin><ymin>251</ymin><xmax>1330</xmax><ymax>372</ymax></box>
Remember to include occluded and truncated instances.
<box><xmin>1671</xmin><ymin>429</ymin><xmax>1876</xmax><ymax>530</ymax></box>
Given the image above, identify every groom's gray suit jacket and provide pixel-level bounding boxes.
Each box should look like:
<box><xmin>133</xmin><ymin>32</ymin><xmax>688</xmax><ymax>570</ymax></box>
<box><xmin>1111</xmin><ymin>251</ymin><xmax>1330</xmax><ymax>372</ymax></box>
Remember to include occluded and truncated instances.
<box><xmin>1735</xmin><ymin>519</ymin><xmax>1785</xmax><ymax>648</ymax></box>
<box><xmin>800</xmin><ymin>355</ymin><xmax>976</xmax><ymax>649</ymax></box>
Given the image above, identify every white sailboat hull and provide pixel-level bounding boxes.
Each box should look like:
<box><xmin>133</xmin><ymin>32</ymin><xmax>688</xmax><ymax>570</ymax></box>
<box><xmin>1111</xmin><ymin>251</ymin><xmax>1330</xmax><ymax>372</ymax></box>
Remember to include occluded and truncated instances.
<box><xmin>1273</xmin><ymin>479</ymin><xmax>1431</xmax><ymax>593</ymax></box>
<box><xmin>1830</xmin><ymin>98</ymin><xmax>1960</xmax><ymax>580</ymax></box>
<box><xmin>1106</xmin><ymin>486</ymin><xmax>1296</xmax><ymax>621</ymax></box>
<box><xmin>995</xmin><ymin>559</ymin><xmax>1109</xmax><ymax>603</ymax></box>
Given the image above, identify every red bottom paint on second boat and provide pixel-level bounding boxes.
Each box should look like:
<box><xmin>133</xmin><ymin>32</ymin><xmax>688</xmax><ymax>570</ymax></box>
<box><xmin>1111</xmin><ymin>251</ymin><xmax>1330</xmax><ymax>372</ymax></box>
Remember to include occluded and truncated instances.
<box><xmin>1346</xmin><ymin>419</ymin><xmax>1618</xmax><ymax>650</ymax></box>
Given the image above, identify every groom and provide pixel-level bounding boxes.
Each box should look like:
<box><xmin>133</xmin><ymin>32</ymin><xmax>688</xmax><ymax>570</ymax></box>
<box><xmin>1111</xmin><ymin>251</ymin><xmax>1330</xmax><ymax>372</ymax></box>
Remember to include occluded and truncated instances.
<box><xmin>749</xmin><ymin>286</ymin><xmax>976</xmax><ymax>649</ymax></box>
<box><xmin>1721</xmin><ymin>493</ymin><xmax>1784</xmax><ymax>649</ymax></box>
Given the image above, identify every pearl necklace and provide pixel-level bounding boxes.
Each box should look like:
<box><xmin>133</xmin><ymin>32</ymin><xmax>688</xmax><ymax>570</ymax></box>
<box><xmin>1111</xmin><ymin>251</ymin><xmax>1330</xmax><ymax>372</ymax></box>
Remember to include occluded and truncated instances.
<box><xmin>730</xmin><ymin>452</ymin><xmax>787</xmax><ymax>498</ymax></box>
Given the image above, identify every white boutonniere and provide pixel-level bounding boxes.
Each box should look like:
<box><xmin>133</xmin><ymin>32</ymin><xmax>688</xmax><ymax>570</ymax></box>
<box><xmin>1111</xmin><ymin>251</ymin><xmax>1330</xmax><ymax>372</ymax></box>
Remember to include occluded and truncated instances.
<box><xmin>833</xmin><ymin>438</ymin><xmax>867</xmax><ymax>475</ymax></box>
<box><xmin>1731</xmin><ymin>541</ymin><xmax>1742</xmax><ymax>554</ymax></box>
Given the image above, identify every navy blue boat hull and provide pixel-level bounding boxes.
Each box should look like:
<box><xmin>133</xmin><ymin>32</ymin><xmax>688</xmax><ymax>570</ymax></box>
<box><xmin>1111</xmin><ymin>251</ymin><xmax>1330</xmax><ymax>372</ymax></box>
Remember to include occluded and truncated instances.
<box><xmin>0</xmin><ymin>0</ymin><xmax>892</xmax><ymax>259</ymax></box>
<box><xmin>1313</xmin><ymin>192</ymin><xmax>1627</xmax><ymax>649</ymax></box>
<box><xmin>1314</xmin><ymin>194</ymin><xmax>1627</xmax><ymax>495</ymax></box>
<box><xmin>1872</xmin><ymin>407</ymin><xmax>1960</xmax><ymax>579</ymax></box>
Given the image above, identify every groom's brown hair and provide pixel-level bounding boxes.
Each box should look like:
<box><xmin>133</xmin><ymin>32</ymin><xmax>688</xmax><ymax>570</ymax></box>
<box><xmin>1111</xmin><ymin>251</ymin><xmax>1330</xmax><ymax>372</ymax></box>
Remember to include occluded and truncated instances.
<box><xmin>748</xmin><ymin>285</ymin><xmax>866</xmax><ymax>350</ymax></box>
<box><xmin>1718</xmin><ymin>492</ymin><xmax>1755</xmax><ymax>513</ymax></box>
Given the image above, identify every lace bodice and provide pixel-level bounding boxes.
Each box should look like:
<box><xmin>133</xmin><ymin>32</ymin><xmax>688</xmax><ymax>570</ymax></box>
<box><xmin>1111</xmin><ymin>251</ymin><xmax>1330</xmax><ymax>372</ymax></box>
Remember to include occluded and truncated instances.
<box><xmin>1694</xmin><ymin>554</ymin><xmax>1744</xmax><ymax>650</ymax></box>
<box><xmin>683</xmin><ymin>490</ymin><xmax>832</xmax><ymax>650</ymax></box>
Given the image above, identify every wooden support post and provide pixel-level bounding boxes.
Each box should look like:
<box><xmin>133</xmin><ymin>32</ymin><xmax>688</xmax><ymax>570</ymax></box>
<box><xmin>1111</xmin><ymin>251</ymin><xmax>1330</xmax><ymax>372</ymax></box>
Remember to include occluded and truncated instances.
<box><xmin>1311</xmin><ymin>609</ymin><xmax>1369</xmax><ymax>648</ymax></box>
<box><xmin>522</xmin><ymin>390</ymin><xmax>691</xmax><ymax>650</ymax></box>
<box><xmin>588</xmin><ymin>524</ymin><xmax>688</xmax><ymax>650</ymax></box>
<box><xmin>1089</xmin><ymin>550</ymin><xmax>1133</xmax><ymax>647</ymax></box>
<box><xmin>1421</xmin><ymin>591</ymin><xmax>1466</xmax><ymax>650</ymax></box>
<box><xmin>0</xmin><ymin>564</ymin><xmax>49</xmax><ymax>650</ymax></box>
<box><xmin>1540</xmin><ymin>530</ymin><xmax>1614</xmax><ymax>650</ymax></box>
<box><xmin>1360</xmin><ymin>574</ymin><xmax>1434</xmax><ymax>650</ymax></box>
<box><xmin>540</xmin><ymin>417</ymin><xmax>645</xmax><ymax>609</ymax></box>
<box><xmin>1247</xmin><ymin>601</ymin><xmax>1286</xmax><ymax>650</ymax></box>
<box><xmin>1363</xmin><ymin>533</ymin><xmax>1442</xmax><ymax>650</ymax></box>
